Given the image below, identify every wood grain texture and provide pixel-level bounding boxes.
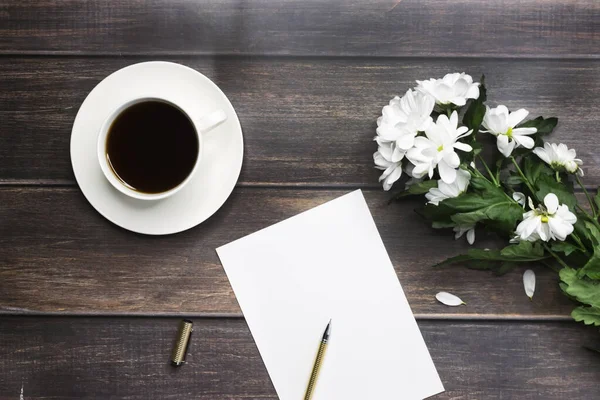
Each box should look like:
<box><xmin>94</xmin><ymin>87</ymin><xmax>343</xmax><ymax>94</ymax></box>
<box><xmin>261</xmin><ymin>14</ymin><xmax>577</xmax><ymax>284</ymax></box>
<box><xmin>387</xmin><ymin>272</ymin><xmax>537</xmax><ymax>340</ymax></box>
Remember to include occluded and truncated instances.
<box><xmin>1</xmin><ymin>57</ymin><xmax>599</xmax><ymax>186</ymax></box>
<box><xmin>0</xmin><ymin>1</ymin><xmax>598</xmax><ymax>397</ymax></box>
<box><xmin>0</xmin><ymin>0</ymin><xmax>598</xmax><ymax>57</ymax></box>
<box><xmin>0</xmin><ymin>317</ymin><xmax>598</xmax><ymax>399</ymax></box>
<box><xmin>0</xmin><ymin>187</ymin><xmax>578</xmax><ymax>316</ymax></box>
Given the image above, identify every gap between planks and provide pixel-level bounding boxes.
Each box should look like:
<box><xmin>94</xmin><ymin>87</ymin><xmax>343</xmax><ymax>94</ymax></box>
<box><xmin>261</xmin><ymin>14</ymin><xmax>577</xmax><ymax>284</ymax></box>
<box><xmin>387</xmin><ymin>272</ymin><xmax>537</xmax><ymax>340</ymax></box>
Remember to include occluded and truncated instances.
<box><xmin>0</xmin><ymin>180</ymin><xmax>379</xmax><ymax>190</ymax></box>
<box><xmin>0</xmin><ymin>310</ymin><xmax>574</xmax><ymax>322</ymax></box>
<box><xmin>0</xmin><ymin>180</ymin><xmax>594</xmax><ymax>192</ymax></box>
<box><xmin>0</xmin><ymin>51</ymin><xmax>599</xmax><ymax>60</ymax></box>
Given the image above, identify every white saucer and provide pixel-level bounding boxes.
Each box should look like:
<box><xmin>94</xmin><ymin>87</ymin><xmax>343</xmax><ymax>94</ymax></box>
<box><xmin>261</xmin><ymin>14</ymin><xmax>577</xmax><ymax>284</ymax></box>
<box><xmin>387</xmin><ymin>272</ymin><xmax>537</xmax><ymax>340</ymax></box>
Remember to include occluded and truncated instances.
<box><xmin>70</xmin><ymin>61</ymin><xmax>243</xmax><ymax>235</ymax></box>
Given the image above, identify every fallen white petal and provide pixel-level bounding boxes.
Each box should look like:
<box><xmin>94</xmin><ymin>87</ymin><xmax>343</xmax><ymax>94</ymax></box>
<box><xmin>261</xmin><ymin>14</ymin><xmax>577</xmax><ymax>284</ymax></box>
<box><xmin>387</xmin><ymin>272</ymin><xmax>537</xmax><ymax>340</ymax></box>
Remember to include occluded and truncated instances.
<box><xmin>523</xmin><ymin>269</ymin><xmax>536</xmax><ymax>300</ymax></box>
<box><xmin>435</xmin><ymin>291</ymin><xmax>465</xmax><ymax>306</ymax></box>
<box><xmin>513</xmin><ymin>192</ymin><xmax>526</xmax><ymax>207</ymax></box>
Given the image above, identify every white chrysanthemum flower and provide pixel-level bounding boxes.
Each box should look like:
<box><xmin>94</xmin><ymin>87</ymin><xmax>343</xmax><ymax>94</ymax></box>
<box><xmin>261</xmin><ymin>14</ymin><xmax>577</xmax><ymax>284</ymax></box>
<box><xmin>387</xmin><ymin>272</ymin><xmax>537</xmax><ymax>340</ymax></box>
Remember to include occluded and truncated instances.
<box><xmin>426</xmin><ymin>168</ymin><xmax>471</xmax><ymax>205</ymax></box>
<box><xmin>374</xmin><ymin>135</ymin><xmax>404</xmax><ymax>162</ymax></box>
<box><xmin>415</xmin><ymin>73</ymin><xmax>480</xmax><ymax>107</ymax></box>
<box><xmin>373</xmin><ymin>143</ymin><xmax>403</xmax><ymax>191</ymax></box>
<box><xmin>454</xmin><ymin>225</ymin><xmax>476</xmax><ymax>245</ymax></box>
<box><xmin>376</xmin><ymin>90</ymin><xmax>435</xmax><ymax>151</ymax></box>
<box><xmin>481</xmin><ymin>105</ymin><xmax>537</xmax><ymax>157</ymax></box>
<box><xmin>515</xmin><ymin>193</ymin><xmax>577</xmax><ymax>242</ymax></box>
<box><xmin>533</xmin><ymin>142</ymin><xmax>584</xmax><ymax>176</ymax></box>
<box><xmin>406</xmin><ymin>111</ymin><xmax>473</xmax><ymax>184</ymax></box>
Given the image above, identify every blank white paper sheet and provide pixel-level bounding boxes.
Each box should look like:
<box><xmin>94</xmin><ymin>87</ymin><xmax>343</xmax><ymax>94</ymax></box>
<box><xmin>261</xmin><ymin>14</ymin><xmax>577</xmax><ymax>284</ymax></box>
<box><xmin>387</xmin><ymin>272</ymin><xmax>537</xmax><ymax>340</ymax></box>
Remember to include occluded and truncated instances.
<box><xmin>216</xmin><ymin>190</ymin><xmax>444</xmax><ymax>400</ymax></box>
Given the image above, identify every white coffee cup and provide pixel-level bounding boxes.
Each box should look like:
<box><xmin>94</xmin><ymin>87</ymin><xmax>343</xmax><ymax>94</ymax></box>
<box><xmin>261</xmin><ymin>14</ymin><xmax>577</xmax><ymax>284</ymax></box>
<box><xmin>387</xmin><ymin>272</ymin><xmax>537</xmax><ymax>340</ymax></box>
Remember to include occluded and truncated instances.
<box><xmin>97</xmin><ymin>97</ymin><xmax>227</xmax><ymax>201</ymax></box>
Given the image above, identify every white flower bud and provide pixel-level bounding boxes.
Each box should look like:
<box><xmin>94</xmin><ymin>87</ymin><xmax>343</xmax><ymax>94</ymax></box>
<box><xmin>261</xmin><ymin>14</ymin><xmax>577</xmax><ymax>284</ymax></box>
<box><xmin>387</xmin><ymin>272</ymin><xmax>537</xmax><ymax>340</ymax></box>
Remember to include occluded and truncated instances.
<box><xmin>565</xmin><ymin>160</ymin><xmax>578</xmax><ymax>174</ymax></box>
<box><xmin>533</xmin><ymin>142</ymin><xmax>583</xmax><ymax>175</ymax></box>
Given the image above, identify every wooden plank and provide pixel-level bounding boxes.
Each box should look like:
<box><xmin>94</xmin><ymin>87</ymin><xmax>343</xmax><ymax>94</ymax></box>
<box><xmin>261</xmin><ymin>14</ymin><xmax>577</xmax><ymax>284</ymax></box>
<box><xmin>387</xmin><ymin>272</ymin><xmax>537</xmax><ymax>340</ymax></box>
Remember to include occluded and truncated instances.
<box><xmin>0</xmin><ymin>187</ymin><xmax>577</xmax><ymax>316</ymax></box>
<box><xmin>0</xmin><ymin>0</ymin><xmax>598</xmax><ymax>57</ymax></box>
<box><xmin>0</xmin><ymin>317</ymin><xmax>598</xmax><ymax>399</ymax></box>
<box><xmin>1</xmin><ymin>57</ymin><xmax>599</xmax><ymax>186</ymax></box>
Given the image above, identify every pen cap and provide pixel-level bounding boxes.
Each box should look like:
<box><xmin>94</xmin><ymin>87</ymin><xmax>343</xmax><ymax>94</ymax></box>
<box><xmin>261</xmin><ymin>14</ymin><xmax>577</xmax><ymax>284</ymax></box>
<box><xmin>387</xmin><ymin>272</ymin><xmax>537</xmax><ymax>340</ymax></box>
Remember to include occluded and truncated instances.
<box><xmin>171</xmin><ymin>319</ymin><xmax>193</xmax><ymax>366</ymax></box>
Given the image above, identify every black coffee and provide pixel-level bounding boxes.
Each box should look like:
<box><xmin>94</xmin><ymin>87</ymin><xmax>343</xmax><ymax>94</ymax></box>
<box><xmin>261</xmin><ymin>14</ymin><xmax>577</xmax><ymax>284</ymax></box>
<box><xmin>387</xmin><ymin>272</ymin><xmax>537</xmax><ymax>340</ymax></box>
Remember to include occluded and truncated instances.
<box><xmin>106</xmin><ymin>101</ymin><xmax>199</xmax><ymax>194</ymax></box>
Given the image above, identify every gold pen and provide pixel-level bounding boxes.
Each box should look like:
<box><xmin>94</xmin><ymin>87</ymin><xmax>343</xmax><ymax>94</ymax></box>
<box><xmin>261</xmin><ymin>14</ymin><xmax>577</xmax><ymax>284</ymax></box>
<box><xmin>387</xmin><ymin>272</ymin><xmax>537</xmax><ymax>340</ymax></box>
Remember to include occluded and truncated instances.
<box><xmin>304</xmin><ymin>319</ymin><xmax>332</xmax><ymax>400</ymax></box>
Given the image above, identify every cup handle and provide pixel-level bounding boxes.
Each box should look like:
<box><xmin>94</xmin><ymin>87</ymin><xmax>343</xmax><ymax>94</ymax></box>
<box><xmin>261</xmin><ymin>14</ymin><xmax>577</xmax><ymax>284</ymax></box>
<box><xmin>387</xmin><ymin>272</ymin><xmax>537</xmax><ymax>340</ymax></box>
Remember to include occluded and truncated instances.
<box><xmin>196</xmin><ymin>109</ymin><xmax>227</xmax><ymax>134</ymax></box>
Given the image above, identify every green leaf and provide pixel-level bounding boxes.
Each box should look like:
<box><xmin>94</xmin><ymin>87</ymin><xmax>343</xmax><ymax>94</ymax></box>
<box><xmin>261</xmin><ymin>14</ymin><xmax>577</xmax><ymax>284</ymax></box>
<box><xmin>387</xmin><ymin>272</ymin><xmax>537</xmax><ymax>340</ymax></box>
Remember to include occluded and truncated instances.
<box><xmin>574</xmin><ymin>219</ymin><xmax>594</xmax><ymax>248</ymax></box>
<box><xmin>559</xmin><ymin>267</ymin><xmax>600</xmax><ymax>307</ymax></box>
<box><xmin>423</xmin><ymin>192</ymin><xmax>493</xmax><ymax>220</ymax></box>
<box><xmin>494</xmin><ymin>262</ymin><xmax>517</xmax><ymax>276</ymax></box>
<box><xmin>577</xmin><ymin>252</ymin><xmax>600</xmax><ymax>280</ymax></box>
<box><xmin>478</xmin><ymin>75</ymin><xmax>487</xmax><ymax>102</ymax></box>
<box><xmin>584</xmin><ymin>221</ymin><xmax>600</xmax><ymax>245</ymax></box>
<box><xmin>391</xmin><ymin>180</ymin><xmax>437</xmax><ymax>201</ymax></box>
<box><xmin>468</xmin><ymin>174</ymin><xmax>497</xmax><ymax>192</ymax></box>
<box><xmin>571</xmin><ymin>306</ymin><xmax>600</xmax><ymax>326</ymax></box>
<box><xmin>424</xmin><ymin>174</ymin><xmax>523</xmax><ymax>236</ymax></box>
<box><xmin>517</xmin><ymin>116</ymin><xmax>558</xmax><ymax>135</ymax></box>
<box><xmin>505</xmin><ymin>174</ymin><xmax>523</xmax><ymax>186</ymax></box>
<box><xmin>463</xmin><ymin>75</ymin><xmax>486</xmax><ymax>135</ymax></box>
<box><xmin>535</xmin><ymin>174</ymin><xmax>577</xmax><ymax>210</ymax></box>
<box><xmin>500</xmin><ymin>241</ymin><xmax>545</xmax><ymax>259</ymax></box>
<box><xmin>575</xmin><ymin>224</ymin><xmax>600</xmax><ymax>279</ymax></box>
<box><xmin>452</xmin><ymin>201</ymin><xmax>523</xmax><ymax>235</ymax></box>
<box><xmin>464</xmin><ymin>103</ymin><xmax>486</xmax><ymax>133</ymax></box>
<box><xmin>562</xmin><ymin>250</ymin><xmax>591</xmax><ymax>271</ymax></box>
<box><xmin>523</xmin><ymin>156</ymin><xmax>552</xmax><ymax>185</ymax></box>
<box><xmin>550</xmin><ymin>241</ymin><xmax>579</xmax><ymax>256</ymax></box>
<box><xmin>465</xmin><ymin>260</ymin><xmax>496</xmax><ymax>271</ymax></box>
<box><xmin>431</xmin><ymin>220</ymin><xmax>456</xmax><ymax>229</ymax></box>
<box><xmin>434</xmin><ymin>242</ymin><xmax>548</xmax><ymax>268</ymax></box>
<box><xmin>594</xmin><ymin>188</ymin><xmax>600</xmax><ymax>211</ymax></box>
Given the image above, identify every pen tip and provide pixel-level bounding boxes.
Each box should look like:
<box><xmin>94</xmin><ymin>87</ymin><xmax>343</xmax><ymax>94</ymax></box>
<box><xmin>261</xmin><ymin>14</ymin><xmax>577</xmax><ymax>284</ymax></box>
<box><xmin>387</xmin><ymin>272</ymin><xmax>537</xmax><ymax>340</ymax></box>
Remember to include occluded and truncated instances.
<box><xmin>325</xmin><ymin>319</ymin><xmax>332</xmax><ymax>336</ymax></box>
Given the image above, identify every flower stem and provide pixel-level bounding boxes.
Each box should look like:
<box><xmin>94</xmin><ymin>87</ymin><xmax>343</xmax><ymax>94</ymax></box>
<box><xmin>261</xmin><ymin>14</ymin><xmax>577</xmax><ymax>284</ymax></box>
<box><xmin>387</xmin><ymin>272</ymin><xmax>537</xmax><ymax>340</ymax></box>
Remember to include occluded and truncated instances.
<box><xmin>575</xmin><ymin>174</ymin><xmax>597</xmax><ymax>218</ymax></box>
<box><xmin>543</xmin><ymin>243</ymin><xmax>569</xmax><ymax>270</ymax></box>
<box><xmin>469</xmin><ymin>162</ymin><xmax>490</xmax><ymax>181</ymax></box>
<box><xmin>477</xmin><ymin>154</ymin><xmax>499</xmax><ymax>186</ymax></box>
<box><xmin>576</xmin><ymin>204</ymin><xmax>599</xmax><ymax>227</ymax></box>
<box><xmin>509</xmin><ymin>156</ymin><xmax>536</xmax><ymax>197</ymax></box>
<box><xmin>570</xmin><ymin>233</ymin><xmax>591</xmax><ymax>257</ymax></box>
<box><xmin>470</xmin><ymin>163</ymin><xmax>512</xmax><ymax>203</ymax></box>
<box><xmin>541</xmin><ymin>259</ymin><xmax>560</xmax><ymax>273</ymax></box>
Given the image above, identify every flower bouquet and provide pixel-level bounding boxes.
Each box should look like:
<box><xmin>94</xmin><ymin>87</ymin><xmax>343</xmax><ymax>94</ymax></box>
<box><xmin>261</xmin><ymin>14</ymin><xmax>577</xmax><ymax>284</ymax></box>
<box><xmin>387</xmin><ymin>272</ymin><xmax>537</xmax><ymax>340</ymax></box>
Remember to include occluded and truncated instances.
<box><xmin>373</xmin><ymin>73</ymin><xmax>599</xmax><ymax>345</ymax></box>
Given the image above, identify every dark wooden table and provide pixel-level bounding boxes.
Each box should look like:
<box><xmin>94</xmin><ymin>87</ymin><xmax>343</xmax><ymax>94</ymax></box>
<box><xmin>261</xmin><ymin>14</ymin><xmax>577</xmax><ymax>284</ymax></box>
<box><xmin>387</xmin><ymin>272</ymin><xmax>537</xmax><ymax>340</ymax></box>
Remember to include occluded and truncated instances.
<box><xmin>1</xmin><ymin>1</ymin><xmax>599</xmax><ymax>398</ymax></box>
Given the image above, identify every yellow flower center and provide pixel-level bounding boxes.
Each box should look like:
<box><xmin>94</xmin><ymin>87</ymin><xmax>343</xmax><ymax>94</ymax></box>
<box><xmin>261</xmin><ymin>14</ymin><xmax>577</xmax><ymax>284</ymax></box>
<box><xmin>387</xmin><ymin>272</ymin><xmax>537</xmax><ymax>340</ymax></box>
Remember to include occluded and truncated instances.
<box><xmin>505</xmin><ymin>127</ymin><xmax>513</xmax><ymax>138</ymax></box>
<box><xmin>541</xmin><ymin>215</ymin><xmax>549</xmax><ymax>223</ymax></box>
<box><xmin>437</xmin><ymin>144</ymin><xmax>444</xmax><ymax>152</ymax></box>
